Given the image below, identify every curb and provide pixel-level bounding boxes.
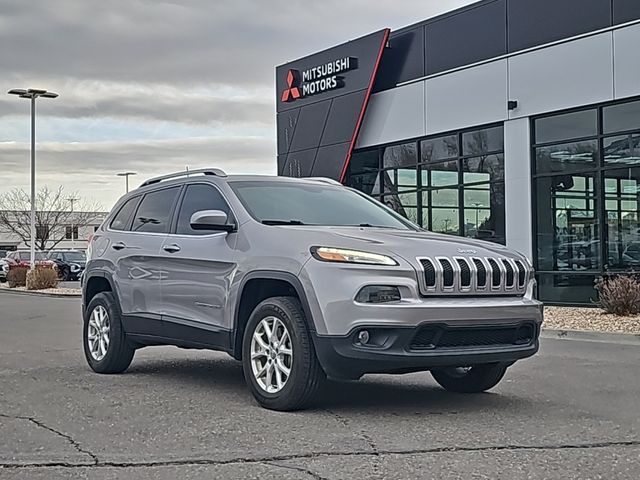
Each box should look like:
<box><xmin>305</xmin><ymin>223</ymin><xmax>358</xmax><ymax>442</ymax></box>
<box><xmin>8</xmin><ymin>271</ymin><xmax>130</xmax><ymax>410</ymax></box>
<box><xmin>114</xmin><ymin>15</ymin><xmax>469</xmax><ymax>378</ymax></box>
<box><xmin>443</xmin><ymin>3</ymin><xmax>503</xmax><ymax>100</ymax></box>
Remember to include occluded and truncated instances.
<box><xmin>0</xmin><ymin>287</ymin><xmax>80</xmax><ymax>299</ymax></box>
<box><xmin>541</xmin><ymin>328</ymin><xmax>640</xmax><ymax>345</ymax></box>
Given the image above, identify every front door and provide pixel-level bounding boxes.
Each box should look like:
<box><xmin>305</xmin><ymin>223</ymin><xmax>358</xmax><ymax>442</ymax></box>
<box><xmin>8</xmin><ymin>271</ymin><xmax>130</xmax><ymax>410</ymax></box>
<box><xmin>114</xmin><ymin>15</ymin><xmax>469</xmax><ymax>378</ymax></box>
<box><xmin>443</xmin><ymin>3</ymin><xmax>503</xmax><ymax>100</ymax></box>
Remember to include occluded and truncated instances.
<box><xmin>159</xmin><ymin>182</ymin><xmax>238</xmax><ymax>346</ymax></box>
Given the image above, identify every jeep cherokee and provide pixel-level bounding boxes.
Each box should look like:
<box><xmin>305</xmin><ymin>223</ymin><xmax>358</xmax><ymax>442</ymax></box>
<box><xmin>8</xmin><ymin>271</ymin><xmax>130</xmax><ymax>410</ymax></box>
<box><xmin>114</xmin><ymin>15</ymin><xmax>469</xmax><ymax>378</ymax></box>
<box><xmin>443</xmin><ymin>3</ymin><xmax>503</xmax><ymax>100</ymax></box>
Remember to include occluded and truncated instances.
<box><xmin>82</xmin><ymin>168</ymin><xmax>543</xmax><ymax>411</ymax></box>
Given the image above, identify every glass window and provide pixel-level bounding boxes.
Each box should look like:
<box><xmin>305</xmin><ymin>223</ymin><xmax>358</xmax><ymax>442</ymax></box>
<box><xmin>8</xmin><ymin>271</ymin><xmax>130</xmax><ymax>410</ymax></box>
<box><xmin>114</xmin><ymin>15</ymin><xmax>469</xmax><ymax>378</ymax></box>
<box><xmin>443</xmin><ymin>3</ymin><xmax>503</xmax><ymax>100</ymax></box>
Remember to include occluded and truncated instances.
<box><xmin>535</xmin><ymin>174</ymin><xmax>598</xmax><ymax>272</ymax></box>
<box><xmin>230</xmin><ymin>181</ymin><xmax>416</xmax><ymax>230</ymax></box>
<box><xmin>348</xmin><ymin>150</ymin><xmax>379</xmax><ymax>175</ymax></box>
<box><xmin>462</xmin><ymin>126</ymin><xmax>503</xmax><ymax>155</ymax></box>
<box><xmin>382</xmin><ymin>167</ymin><xmax>419</xmax><ymax>194</ymax></box>
<box><xmin>176</xmin><ymin>184</ymin><xmax>231</xmax><ymax>235</ymax></box>
<box><xmin>603</xmin><ymin>100</ymin><xmax>640</xmax><ymax>134</ymax></box>
<box><xmin>431</xmin><ymin>207</ymin><xmax>459</xmax><ymax>235</ymax></box>
<box><xmin>421</xmin><ymin>160</ymin><xmax>458</xmax><ymax>188</ymax></box>
<box><xmin>463</xmin><ymin>183</ymin><xmax>505</xmax><ymax>243</ymax></box>
<box><xmin>534</xmin><ymin>109</ymin><xmax>597</xmax><ymax>144</ymax></box>
<box><xmin>131</xmin><ymin>187</ymin><xmax>180</xmax><ymax>233</ymax></box>
<box><xmin>346</xmin><ymin>172</ymin><xmax>380</xmax><ymax>196</ymax></box>
<box><xmin>382</xmin><ymin>142</ymin><xmax>417</xmax><ymax>169</ymax></box>
<box><xmin>536</xmin><ymin>273</ymin><xmax>598</xmax><ymax>304</ymax></box>
<box><xmin>603</xmin><ymin>134</ymin><xmax>640</xmax><ymax>166</ymax></box>
<box><xmin>603</xmin><ymin>167</ymin><xmax>640</xmax><ymax>270</ymax></box>
<box><xmin>535</xmin><ymin>140</ymin><xmax>597</xmax><ymax>174</ymax></box>
<box><xmin>110</xmin><ymin>196</ymin><xmax>140</xmax><ymax>231</ymax></box>
<box><xmin>381</xmin><ymin>192</ymin><xmax>419</xmax><ymax>225</ymax></box>
<box><xmin>420</xmin><ymin>135</ymin><xmax>458</xmax><ymax>163</ymax></box>
<box><xmin>462</xmin><ymin>154</ymin><xmax>504</xmax><ymax>184</ymax></box>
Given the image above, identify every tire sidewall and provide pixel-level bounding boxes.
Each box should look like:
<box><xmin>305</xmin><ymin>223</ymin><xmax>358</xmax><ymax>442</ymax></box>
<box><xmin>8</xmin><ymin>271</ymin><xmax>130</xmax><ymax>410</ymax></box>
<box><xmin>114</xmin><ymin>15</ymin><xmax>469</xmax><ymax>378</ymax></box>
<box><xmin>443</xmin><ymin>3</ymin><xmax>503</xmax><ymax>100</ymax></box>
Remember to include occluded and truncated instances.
<box><xmin>242</xmin><ymin>299</ymin><xmax>309</xmax><ymax>405</ymax></box>
<box><xmin>83</xmin><ymin>292</ymin><xmax>124</xmax><ymax>372</ymax></box>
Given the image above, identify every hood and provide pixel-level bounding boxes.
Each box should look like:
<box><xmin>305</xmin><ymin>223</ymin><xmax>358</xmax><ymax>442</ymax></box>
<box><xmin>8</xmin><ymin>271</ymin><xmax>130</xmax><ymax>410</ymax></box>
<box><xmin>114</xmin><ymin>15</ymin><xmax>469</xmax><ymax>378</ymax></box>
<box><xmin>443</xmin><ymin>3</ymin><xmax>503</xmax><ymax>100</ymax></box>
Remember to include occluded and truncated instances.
<box><xmin>274</xmin><ymin>226</ymin><xmax>524</xmax><ymax>264</ymax></box>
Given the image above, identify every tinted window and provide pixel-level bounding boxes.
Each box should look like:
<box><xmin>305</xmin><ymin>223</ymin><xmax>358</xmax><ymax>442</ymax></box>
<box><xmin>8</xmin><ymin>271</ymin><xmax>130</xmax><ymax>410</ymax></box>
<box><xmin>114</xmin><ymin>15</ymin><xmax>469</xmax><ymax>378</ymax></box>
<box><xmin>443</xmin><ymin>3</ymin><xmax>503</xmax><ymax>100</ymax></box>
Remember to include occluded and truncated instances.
<box><xmin>382</xmin><ymin>142</ymin><xmax>417</xmax><ymax>169</ymax></box>
<box><xmin>110</xmin><ymin>197</ymin><xmax>140</xmax><ymax>231</ymax></box>
<box><xmin>535</xmin><ymin>110</ymin><xmax>598</xmax><ymax>144</ymax></box>
<box><xmin>603</xmin><ymin>100</ymin><xmax>640</xmax><ymax>134</ymax></box>
<box><xmin>131</xmin><ymin>188</ymin><xmax>180</xmax><ymax>233</ymax></box>
<box><xmin>535</xmin><ymin>140</ymin><xmax>598</xmax><ymax>174</ymax></box>
<box><xmin>176</xmin><ymin>184</ymin><xmax>231</xmax><ymax>235</ymax></box>
<box><xmin>462</xmin><ymin>126</ymin><xmax>503</xmax><ymax>155</ymax></box>
<box><xmin>420</xmin><ymin>135</ymin><xmax>458</xmax><ymax>163</ymax></box>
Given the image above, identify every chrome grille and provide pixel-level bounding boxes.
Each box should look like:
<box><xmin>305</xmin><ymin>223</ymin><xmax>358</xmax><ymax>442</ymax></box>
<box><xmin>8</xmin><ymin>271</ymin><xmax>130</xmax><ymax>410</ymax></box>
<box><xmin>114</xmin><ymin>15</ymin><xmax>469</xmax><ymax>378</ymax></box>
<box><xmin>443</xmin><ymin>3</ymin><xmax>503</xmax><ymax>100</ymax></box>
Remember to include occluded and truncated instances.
<box><xmin>416</xmin><ymin>255</ymin><xmax>531</xmax><ymax>296</ymax></box>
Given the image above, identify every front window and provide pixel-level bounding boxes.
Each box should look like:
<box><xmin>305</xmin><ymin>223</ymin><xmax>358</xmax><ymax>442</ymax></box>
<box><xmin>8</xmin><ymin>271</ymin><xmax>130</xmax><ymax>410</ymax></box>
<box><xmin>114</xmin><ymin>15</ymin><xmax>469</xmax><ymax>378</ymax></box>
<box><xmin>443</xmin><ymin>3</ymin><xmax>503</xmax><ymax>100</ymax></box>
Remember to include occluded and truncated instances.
<box><xmin>63</xmin><ymin>252</ymin><xmax>87</xmax><ymax>263</ymax></box>
<box><xmin>230</xmin><ymin>181</ymin><xmax>416</xmax><ymax>230</ymax></box>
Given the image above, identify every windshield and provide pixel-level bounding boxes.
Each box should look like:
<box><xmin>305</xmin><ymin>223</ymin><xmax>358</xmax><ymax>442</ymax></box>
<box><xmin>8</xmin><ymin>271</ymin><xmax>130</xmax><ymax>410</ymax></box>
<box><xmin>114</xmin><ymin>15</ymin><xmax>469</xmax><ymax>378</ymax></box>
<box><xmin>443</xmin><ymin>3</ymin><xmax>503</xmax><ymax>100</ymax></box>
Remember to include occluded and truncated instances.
<box><xmin>230</xmin><ymin>181</ymin><xmax>416</xmax><ymax>230</ymax></box>
<box><xmin>63</xmin><ymin>252</ymin><xmax>86</xmax><ymax>263</ymax></box>
<box><xmin>17</xmin><ymin>252</ymin><xmax>47</xmax><ymax>261</ymax></box>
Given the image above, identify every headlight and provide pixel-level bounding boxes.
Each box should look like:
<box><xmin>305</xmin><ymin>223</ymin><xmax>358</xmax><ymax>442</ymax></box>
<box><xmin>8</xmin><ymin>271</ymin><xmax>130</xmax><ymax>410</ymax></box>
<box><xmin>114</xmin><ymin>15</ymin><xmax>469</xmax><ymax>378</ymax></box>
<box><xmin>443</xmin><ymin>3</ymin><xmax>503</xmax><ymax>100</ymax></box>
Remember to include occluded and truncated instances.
<box><xmin>70</xmin><ymin>264</ymin><xmax>80</xmax><ymax>272</ymax></box>
<box><xmin>311</xmin><ymin>247</ymin><xmax>398</xmax><ymax>266</ymax></box>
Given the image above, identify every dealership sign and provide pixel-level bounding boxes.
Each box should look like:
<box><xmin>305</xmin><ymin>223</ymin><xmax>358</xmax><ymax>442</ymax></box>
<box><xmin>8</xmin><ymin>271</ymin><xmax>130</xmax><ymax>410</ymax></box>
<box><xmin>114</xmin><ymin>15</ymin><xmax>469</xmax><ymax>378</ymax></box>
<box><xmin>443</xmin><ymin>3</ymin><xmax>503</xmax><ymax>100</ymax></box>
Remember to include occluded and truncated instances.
<box><xmin>281</xmin><ymin>57</ymin><xmax>357</xmax><ymax>102</ymax></box>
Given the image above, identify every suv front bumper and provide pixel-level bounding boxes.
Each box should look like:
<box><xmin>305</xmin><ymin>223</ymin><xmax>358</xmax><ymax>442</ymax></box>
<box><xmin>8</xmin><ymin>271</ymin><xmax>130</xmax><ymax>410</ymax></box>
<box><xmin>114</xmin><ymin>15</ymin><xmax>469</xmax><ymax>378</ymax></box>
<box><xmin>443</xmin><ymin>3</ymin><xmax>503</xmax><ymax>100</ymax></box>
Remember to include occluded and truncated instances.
<box><xmin>312</xmin><ymin>320</ymin><xmax>541</xmax><ymax>380</ymax></box>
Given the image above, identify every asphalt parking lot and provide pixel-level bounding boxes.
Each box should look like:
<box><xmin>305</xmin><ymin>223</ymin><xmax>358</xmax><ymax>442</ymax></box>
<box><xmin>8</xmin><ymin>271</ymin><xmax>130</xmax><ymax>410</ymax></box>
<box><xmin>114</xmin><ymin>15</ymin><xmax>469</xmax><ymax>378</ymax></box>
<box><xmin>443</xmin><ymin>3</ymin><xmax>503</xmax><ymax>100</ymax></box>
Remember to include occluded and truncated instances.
<box><xmin>1</xmin><ymin>292</ymin><xmax>639</xmax><ymax>479</ymax></box>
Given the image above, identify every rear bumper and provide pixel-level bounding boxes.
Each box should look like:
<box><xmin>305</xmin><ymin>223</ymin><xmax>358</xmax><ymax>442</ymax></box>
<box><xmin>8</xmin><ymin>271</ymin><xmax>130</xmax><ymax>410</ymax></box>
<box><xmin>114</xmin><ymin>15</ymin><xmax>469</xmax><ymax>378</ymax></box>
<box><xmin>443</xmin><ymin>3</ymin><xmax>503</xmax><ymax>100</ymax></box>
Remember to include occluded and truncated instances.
<box><xmin>312</xmin><ymin>320</ymin><xmax>541</xmax><ymax>380</ymax></box>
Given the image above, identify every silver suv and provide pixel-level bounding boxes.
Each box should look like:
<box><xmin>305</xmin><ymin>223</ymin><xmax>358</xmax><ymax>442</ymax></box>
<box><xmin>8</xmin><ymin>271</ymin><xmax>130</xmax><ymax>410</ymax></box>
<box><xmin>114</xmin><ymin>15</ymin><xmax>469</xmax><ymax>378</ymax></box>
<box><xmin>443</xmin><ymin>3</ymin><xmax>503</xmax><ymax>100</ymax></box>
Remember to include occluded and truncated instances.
<box><xmin>82</xmin><ymin>168</ymin><xmax>543</xmax><ymax>411</ymax></box>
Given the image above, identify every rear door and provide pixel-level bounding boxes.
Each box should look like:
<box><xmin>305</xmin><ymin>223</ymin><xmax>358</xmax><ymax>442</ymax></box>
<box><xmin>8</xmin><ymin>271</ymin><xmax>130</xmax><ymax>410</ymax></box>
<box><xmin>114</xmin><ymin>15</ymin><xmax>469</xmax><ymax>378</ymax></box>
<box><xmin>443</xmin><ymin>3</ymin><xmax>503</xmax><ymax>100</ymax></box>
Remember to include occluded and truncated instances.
<box><xmin>159</xmin><ymin>182</ymin><xmax>238</xmax><ymax>345</ymax></box>
<box><xmin>108</xmin><ymin>186</ymin><xmax>181</xmax><ymax>335</ymax></box>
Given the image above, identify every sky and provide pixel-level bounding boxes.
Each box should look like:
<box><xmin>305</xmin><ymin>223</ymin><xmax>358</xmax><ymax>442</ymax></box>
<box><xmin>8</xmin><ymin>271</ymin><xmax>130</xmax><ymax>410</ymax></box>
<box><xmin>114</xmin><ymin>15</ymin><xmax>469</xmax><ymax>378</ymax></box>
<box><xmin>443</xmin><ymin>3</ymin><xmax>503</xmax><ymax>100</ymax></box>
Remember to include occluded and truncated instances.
<box><xmin>0</xmin><ymin>0</ymin><xmax>474</xmax><ymax>209</ymax></box>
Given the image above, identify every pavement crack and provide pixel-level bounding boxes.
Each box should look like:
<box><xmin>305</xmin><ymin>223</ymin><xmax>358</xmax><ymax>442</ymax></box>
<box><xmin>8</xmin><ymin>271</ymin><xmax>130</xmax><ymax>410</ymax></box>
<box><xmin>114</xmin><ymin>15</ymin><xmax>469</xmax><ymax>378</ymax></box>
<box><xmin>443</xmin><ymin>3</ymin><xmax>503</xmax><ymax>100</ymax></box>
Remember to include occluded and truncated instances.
<box><xmin>0</xmin><ymin>413</ymin><xmax>98</xmax><ymax>465</ymax></box>
<box><xmin>1</xmin><ymin>440</ymin><xmax>639</xmax><ymax>470</ymax></box>
<box><xmin>263</xmin><ymin>460</ymin><xmax>331</xmax><ymax>480</ymax></box>
<box><xmin>323</xmin><ymin>408</ymin><xmax>379</xmax><ymax>455</ymax></box>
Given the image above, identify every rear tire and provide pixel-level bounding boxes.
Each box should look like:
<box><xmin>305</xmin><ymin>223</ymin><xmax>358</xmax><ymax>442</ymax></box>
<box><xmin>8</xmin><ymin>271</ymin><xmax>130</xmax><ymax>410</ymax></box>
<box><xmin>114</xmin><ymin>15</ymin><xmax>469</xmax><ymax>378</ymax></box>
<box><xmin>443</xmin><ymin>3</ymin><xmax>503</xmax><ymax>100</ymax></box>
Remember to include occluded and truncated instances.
<box><xmin>83</xmin><ymin>292</ymin><xmax>135</xmax><ymax>374</ymax></box>
<box><xmin>242</xmin><ymin>296</ymin><xmax>324</xmax><ymax>411</ymax></box>
<box><xmin>431</xmin><ymin>363</ymin><xmax>508</xmax><ymax>393</ymax></box>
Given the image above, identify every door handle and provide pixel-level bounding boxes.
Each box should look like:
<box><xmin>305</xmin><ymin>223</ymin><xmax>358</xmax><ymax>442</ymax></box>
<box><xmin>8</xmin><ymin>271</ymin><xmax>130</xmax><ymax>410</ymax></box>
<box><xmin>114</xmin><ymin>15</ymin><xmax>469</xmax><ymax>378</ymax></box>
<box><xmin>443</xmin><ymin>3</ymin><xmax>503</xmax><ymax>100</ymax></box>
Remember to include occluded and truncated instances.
<box><xmin>112</xmin><ymin>242</ymin><xmax>126</xmax><ymax>250</ymax></box>
<box><xmin>163</xmin><ymin>244</ymin><xmax>181</xmax><ymax>253</ymax></box>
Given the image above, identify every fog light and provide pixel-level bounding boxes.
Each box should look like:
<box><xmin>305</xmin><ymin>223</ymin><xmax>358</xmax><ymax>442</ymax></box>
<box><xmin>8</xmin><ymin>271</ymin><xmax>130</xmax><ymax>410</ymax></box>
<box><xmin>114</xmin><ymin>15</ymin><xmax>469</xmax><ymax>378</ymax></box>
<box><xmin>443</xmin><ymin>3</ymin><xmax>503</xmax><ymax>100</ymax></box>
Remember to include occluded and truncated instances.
<box><xmin>357</xmin><ymin>330</ymin><xmax>370</xmax><ymax>344</ymax></box>
<box><xmin>355</xmin><ymin>285</ymin><xmax>401</xmax><ymax>303</ymax></box>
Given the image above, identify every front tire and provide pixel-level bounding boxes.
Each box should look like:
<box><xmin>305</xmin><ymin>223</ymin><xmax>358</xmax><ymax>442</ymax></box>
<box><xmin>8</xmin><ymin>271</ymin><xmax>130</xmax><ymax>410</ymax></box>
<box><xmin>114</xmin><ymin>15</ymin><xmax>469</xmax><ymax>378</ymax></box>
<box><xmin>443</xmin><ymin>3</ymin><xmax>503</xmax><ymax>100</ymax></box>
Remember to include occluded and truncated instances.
<box><xmin>431</xmin><ymin>363</ymin><xmax>508</xmax><ymax>393</ymax></box>
<box><xmin>242</xmin><ymin>296</ymin><xmax>324</xmax><ymax>411</ymax></box>
<box><xmin>83</xmin><ymin>292</ymin><xmax>135</xmax><ymax>374</ymax></box>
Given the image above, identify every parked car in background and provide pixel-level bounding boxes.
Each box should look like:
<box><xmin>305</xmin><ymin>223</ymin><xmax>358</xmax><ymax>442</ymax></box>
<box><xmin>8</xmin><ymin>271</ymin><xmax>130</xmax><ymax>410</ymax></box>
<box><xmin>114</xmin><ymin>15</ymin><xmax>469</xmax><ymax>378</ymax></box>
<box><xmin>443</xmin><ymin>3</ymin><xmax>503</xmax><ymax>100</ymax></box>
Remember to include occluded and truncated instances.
<box><xmin>48</xmin><ymin>250</ymin><xmax>87</xmax><ymax>281</ymax></box>
<box><xmin>0</xmin><ymin>258</ymin><xmax>8</xmax><ymax>282</ymax></box>
<box><xmin>4</xmin><ymin>251</ymin><xmax>57</xmax><ymax>271</ymax></box>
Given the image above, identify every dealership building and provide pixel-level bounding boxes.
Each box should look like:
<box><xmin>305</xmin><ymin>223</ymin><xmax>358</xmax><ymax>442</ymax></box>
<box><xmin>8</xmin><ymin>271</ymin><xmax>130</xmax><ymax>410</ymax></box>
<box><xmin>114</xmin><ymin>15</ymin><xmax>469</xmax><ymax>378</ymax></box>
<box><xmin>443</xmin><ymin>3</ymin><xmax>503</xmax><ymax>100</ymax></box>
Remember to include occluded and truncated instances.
<box><xmin>276</xmin><ymin>0</ymin><xmax>640</xmax><ymax>304</ymax></box>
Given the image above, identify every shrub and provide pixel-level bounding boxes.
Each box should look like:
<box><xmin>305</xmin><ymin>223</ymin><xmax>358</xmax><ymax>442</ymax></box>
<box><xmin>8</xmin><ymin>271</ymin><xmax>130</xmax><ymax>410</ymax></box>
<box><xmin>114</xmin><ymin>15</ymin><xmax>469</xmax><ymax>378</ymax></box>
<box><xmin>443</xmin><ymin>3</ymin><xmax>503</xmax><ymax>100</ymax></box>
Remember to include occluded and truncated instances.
<box><xmin>26</xmin><ymin>266</ymin><xmax>59</xmax><ymax>290</ymax></box>
<box><xmin>595</xmin><ymin>274</ymin><xmax>640</xmax><ymax>316</ymax></box>
<box><xmin>7</xmin><ymin>265</ymin><xmax>28</xmax><ymax>288</ymax></box>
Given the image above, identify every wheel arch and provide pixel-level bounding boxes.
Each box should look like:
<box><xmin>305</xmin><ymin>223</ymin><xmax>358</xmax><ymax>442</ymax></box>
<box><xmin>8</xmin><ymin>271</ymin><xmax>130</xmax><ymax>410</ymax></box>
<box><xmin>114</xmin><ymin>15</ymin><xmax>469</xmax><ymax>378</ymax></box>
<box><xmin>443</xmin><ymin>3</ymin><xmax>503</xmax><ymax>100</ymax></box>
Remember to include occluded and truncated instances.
<box><xmin>232</xmin><ymin>271</ymin><xmax>315</xmax><ymax>360</ymax></box>
<box><xmin>83</xmin><ymin>272</ymin><xmax>120</xmax><ymax>316</ymax></box>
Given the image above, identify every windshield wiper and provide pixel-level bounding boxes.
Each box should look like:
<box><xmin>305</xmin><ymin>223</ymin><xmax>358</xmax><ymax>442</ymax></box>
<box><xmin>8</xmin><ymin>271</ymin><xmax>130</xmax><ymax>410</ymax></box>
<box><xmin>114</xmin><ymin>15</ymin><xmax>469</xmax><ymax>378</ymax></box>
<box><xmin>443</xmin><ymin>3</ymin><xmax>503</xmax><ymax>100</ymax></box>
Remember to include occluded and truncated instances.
<box><xmin>261</xmin><ymin>219</ymin><xmax>305</xmax><ymax>226</ymax></box>
<box><xmin>356</xmin><ymin>223</ymin><xmax>397</xmax><ymax>229</ymax></box>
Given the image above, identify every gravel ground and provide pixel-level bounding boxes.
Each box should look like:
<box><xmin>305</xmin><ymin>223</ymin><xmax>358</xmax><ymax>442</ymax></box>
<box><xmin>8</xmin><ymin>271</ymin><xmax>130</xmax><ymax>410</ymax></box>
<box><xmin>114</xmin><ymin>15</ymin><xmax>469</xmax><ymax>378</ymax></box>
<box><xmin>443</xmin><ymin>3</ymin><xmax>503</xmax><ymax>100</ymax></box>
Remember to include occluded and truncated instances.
<box><xmin>544</xmin><ymin>306</ymin><xmax>640</xmax><ymax>334</ymax></box>
<box><xmin>0</xmin><ymin>284</ymin><xmax>80</xmax><ymax>296</ymax></box>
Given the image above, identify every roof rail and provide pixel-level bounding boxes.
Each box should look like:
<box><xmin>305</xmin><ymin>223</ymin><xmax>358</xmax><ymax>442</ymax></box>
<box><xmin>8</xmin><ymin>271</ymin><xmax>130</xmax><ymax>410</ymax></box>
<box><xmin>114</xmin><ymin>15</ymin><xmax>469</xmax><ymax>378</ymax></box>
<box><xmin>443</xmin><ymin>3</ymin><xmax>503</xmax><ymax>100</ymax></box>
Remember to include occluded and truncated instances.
<box><xmin>140</xmin><ymin>168</ymin><xmax>227</xmax><ymax>187</ymax></box>
<box><xmin>307</xmin><ymin>177</ymin><xmax>342</xmax><ymax>186</ymax></box>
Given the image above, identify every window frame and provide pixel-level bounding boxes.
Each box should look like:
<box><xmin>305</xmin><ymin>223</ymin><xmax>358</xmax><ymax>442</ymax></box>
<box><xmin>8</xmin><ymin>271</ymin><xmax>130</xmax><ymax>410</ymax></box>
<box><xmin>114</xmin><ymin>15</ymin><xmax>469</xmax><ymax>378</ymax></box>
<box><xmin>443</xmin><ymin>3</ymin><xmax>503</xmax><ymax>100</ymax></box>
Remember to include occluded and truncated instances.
<box><xmin>531</xmin><ymin>96</ymin><xmax>640</xmax><ymax>304</ymax></box>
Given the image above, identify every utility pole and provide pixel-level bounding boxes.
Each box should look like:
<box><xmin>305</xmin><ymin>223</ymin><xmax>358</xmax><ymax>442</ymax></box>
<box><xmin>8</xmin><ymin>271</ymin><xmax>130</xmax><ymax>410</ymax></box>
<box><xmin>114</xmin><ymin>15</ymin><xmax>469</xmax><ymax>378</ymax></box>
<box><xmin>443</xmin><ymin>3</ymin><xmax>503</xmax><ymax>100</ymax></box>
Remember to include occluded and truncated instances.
<box><xmin>68</xmin><ymin>197</ymin><xmax>78</xmax><ymax>249</ymax></box>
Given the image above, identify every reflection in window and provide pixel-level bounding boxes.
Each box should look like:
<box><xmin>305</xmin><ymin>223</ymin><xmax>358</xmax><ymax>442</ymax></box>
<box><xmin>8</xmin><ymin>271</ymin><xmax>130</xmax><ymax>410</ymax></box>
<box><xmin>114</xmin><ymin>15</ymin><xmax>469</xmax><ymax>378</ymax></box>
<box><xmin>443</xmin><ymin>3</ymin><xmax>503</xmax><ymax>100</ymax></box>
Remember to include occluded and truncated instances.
<box><xmin>463</xmin><ymin>184</ymin><xmax>505</xmax><ymax>243</ymax></box>
<box><xmin>536</xmin><ymin>175</ymin><xmax>598</xmax><ymax>272</ymax></box>
<box><xmin>420</xmin><ymin>135</ymin><xmax>458</xmax><ymax>163</ymax></box>
<box><xmin>382</xmin><ymin>143</ymin><xmax>417</xmax><ymax>169</ymax></box>
<box><xmin>382</xmin><ymin>191</ymin><xmax>418</xmax><ymax>225</ymax></box>
<box><xmin>462</xmin><ymin>126</ymin><xmax>503</xmax><ymax>155</ymax></box>
<box><xmin>603</xmin><ymin>134</ymin><xmax>640</xmax><ymax>166</ymax></box>
<box><xmin>535</xmin><ymin>140</ymin><xmax>597</xmax><ymax>174</ymax></box>
<box><xmin>382</xmin><ymin>167</ymin><xmax>418</xmax><ymax>193</ymax></box>
<box><xmin>462</xmin><ymin>154</ymin><xmax>504</xmax><ymax>184</ymax></box>
<box><xmin>421</xmin><ymin>160</ymin><xmax>458</xmax><ymax>187</ymax></box>
<box><xmin>604</xmin><ymin>167</ymin><xmax>640</xmax><ymax>270</ymax></box>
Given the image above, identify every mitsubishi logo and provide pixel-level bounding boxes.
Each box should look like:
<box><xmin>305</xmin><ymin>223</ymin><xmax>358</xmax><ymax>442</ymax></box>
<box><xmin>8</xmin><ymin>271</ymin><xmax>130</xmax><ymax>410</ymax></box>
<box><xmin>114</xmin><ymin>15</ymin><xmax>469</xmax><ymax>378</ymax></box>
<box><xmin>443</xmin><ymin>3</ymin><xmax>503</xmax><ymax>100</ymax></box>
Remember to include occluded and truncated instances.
<box><xmin>281</xmin><ymin>69</ymin><xmax>301</xmax><ymax>102</ymax></box>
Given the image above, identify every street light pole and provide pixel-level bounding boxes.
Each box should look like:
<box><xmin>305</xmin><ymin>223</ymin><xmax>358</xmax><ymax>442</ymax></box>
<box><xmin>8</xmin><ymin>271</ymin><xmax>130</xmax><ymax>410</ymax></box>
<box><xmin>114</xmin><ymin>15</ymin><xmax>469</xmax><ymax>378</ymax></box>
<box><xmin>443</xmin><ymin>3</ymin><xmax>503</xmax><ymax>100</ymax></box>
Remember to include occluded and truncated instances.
<box><xmin>8</xmin><ymin>88</ymin><xmax>58</xmax><ymax>270</ymax></box>
<box><xmin>117</xmin><ymin>172</ymin><xmax>137</xmax><ymax>193</ymax></box>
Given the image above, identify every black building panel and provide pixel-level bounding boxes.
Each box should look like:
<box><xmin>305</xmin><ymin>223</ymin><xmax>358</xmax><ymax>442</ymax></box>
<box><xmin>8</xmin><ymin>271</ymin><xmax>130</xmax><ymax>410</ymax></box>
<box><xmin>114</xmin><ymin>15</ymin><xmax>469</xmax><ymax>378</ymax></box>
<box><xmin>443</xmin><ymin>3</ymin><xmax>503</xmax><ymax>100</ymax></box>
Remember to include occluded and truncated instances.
<box><xmin>613</xmin><ymin>0</ymin><xmax>640</xmax><ymax>24</ymax></box>
<box><xmin>320</xmin><ymin>91</ymin><xmax>367</xmax><ymax>146</ymax></box>
<box><xmin>281</xmin><ymin>149</ymin><xmax>316</xmax><ymax>178</ymax></box>
<box><xmin>310</xmin><ymin>143</ymin><xmax>351</xmax><ymax>179</ymax></box>
<box><xmin>508</xmin><ymin>0</ymin><xmax>611</xmax><ymax>52</ymax></box>
<box><xmin>374</xmin><ymin>27</ymin><xmax>425</xmax><ymax>91</ymax></box>
<box><xmin>425</xmin><ymin>0</ymin><xmax>506</xmax><ymax>75</ymax></box>
<box><xmin>288</xmin><ymin>100</ymin><xmax>331</xmax><ymax>153</ymax></box>
<box><xmin>276</xmin><ymin>108</ymin><xmax>300</xmax><ymax>155</ymax></box>
<box><xmin>276</xmin><ymin>29</ymin><xmax>389</xmax><ymax>180</ymax></box>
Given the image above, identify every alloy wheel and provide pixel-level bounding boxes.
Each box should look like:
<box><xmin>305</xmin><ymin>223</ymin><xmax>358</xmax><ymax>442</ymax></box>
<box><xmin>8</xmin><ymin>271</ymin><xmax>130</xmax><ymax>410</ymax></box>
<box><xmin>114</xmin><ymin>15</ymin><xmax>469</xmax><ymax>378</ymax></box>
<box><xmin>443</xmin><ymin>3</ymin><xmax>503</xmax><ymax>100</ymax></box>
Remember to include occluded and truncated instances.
<box><xmin>87</xmin><ymin>305</ymin><xmax>110</xmax><ymax>361</ymax></box>
<box><xmin>250</xmin><ymin>316</ymin><xmax>293</xmax><ymax>393</ymax></box>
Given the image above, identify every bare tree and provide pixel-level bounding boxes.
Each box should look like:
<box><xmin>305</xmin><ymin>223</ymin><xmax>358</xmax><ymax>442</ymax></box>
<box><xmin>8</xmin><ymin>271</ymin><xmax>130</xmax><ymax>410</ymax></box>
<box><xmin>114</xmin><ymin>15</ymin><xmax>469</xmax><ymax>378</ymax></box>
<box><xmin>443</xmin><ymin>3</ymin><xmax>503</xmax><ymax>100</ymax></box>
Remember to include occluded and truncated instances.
<box><xmin>0</xmin><ymin>186</ymin><xmax>102</xmax><ymax>251</ymax></box>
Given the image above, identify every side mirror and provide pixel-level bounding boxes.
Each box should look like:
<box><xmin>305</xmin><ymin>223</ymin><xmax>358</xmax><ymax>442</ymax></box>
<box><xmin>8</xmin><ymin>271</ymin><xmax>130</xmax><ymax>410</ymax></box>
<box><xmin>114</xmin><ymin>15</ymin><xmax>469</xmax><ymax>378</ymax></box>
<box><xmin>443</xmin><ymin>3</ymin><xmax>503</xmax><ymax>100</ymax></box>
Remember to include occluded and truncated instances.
<box><xmin>189</xmin><ymin>210</ymin><xmax>235</xmax><ymax>232</ymax></box>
